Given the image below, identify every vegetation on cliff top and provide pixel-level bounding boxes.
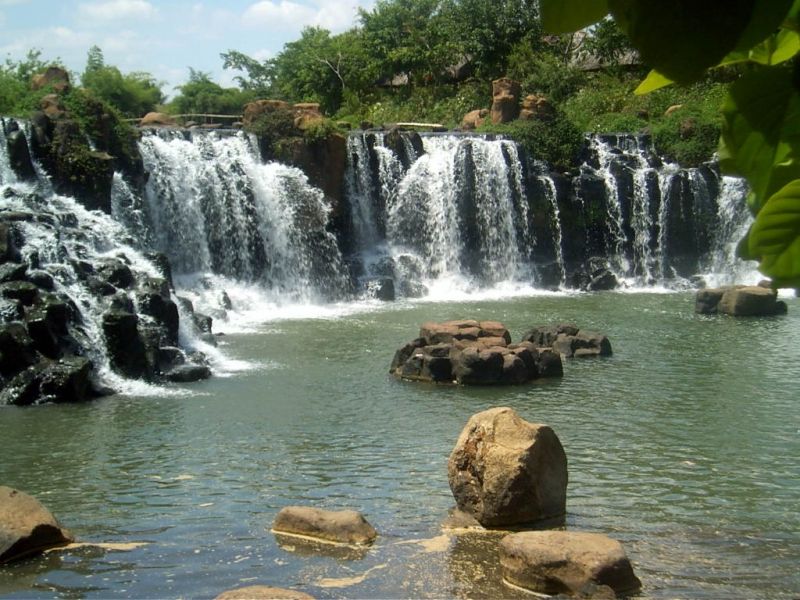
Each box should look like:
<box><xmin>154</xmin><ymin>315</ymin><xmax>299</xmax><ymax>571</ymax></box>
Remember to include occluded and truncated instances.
<box><xmin>539</xmin><ymin>0</ymin><xmax>800</xmax><ymax>287</ymax></box>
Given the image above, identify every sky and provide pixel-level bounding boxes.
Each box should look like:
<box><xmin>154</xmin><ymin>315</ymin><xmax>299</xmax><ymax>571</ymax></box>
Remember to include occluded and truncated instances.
<box><xmin>0</xmin><ymin>0</ymin><xmax>375</xmax><ymax>97</ymax></box>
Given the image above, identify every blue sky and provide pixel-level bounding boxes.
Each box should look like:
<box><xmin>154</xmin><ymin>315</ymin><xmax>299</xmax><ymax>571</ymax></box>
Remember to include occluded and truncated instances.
<box><xmin>0</xmin><ymin>0</ymin><xmax>375</xmax><ymax>97</ymax></box>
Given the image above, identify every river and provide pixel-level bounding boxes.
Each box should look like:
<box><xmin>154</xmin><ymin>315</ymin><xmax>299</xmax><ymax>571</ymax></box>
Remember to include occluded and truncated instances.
<box><xmin>1</xmin><ymin>290</ymin><xmax>798</xmax><ymax>599</ymax></box>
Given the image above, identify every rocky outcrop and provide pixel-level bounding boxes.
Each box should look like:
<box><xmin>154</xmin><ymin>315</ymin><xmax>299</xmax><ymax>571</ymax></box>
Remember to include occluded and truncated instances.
<box><xmin>140</xmin><ymin>112</ymin><xmax>177</xmax><ymax>127</ymax></box>
<box><xmin>0</xmin><ymin>192</ymin><xmax>211</xmax><ymax>405</ymax></box>
<box><xmin>522</xmin><ymin>324</ymin><xmax>612</xmax><ymax>358</ymax></box>
<box><xmin>696</xmin><ymin>285</ymin><xmax>787</xmax><ymax>316</ymax></box>
<box><xmin>216</xmin><ymin>586</ymin><xmax>314</xmax><ymax>600</ymax></box>
<box><xmin>30</xmin><ymin>66</ymin><xmax>71</xmax><ymax>93</ymax></box>
<box><xmin>461</xmin><ymin>108</ymin><xmax>489</xmax><ymax>130</ymax></box>
<box><xmin>448</xmin><ymin>407</ymin><xmax>567</xmax><ymax>527</ymax></box>
<box><xmin>272</xmin><ymin>506</ymin><xmax>377</xmax><ymax>545</ymax></box>
<box><xmin>519</xmin><ymin>94</ymin><xmax>554</xmax><ymax>121</ymax></box>
<box><xmin>0</xmin><ymin>486</ymin><xmax>74</xmax><ymax>563</ymax></box>
<box><xmin>390</xmin><ymin>320</ymin><xmax>563</xmax><ymax>385</ymax></box>
<box><xmin>500</xmin><ymin>531</ymin><xmax>641</xmax><ymax>597</ymax></box>
<box><xmin>491</xmin><ymin>78</ymin><xmax>521</xmax><ymax>124</ymax></box>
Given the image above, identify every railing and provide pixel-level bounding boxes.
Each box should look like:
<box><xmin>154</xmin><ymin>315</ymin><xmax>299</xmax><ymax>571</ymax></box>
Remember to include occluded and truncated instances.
<box><xmin>124</xmin><ymin>113</ymin><xmax>243</xmax><ymax>125</ymax></box>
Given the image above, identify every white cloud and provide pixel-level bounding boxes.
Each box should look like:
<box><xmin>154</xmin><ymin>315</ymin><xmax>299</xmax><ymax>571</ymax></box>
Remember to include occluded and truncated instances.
<box><xmin>78</xmin><ymin>0</ymin><xmax>157</xmax><ymax>24</ymax></box>
<box><xmin>242</xmin><ymin>0</ymin><xmax>369</xmax><ymax>32</ymax></box>
<box><xmin>243</xmin><ymin>1</ymin><xmax>316</xmax><ymax>30</ymax></box>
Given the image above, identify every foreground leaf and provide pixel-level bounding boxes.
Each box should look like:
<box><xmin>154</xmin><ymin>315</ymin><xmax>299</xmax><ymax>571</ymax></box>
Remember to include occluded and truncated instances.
<box><xmin>720</xmin><ymin>66</ymin><xmax>800</xmax><ymax>211</ymax></box>
<box><xmin>634</xmin><ymin>70</ymin><xmax>673</xmax><ymax>95</ymax></box>
<box><xmin>608</xmin><ymin>0</ymin><xmax>782</xmax><ymax>83</ymax></box>
<box><xmin>720</xmin><ymin>30</ymin><xmax>800</xmax><ymax>67</ymax></box>
<box><xmin>749</xmin><ymin>179</ymin><xmax>800</xmax><ymax>284</ymax></box>
<box><xmin>540</xmin><ymin>0</ymin><xmax>608</xmax><ymax>33</ymax></box>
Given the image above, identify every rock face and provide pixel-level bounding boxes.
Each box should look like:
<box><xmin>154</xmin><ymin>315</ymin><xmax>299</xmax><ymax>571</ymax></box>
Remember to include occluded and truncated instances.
<box><xmin>272</xmin><ymin>507</ymin><xmax>378</xmax><ymax>545</ymax></box>
<box><xmin>491</xmin><ymin>78</ymin><xmax>521</xmax><ymax>124</ymax></box>
<box><xmin>696</xmin><ymin>285</ymin><xmax>787</xmax><ymax>316</ymax></box>
<box><xmin>448</xmin><ymin>407</ymin><xmax>568</xmax><ymax>527</ymax></box>
<box><xmin>500</xmin><ymin>531</ymin><xmax>642</xmax><ymax>597</ymax></box>
<box><xmin>0</xmin><ymin>487</ymin><xmax>74</xmax><ymax>563</ymax></box>
<box><xmin>30</xmin><ymin>66</ymin><xmax>71</xmax><ymax>93</ymax></box>
<box><xmin>390</xmin><ymin>320</ymin><xmax>563</xmax><ymax>385</ymax></box>
<box><xmin>216</xmin><ymin>586</ymin><xmax>314</xmax><ymax>600</ymax></box>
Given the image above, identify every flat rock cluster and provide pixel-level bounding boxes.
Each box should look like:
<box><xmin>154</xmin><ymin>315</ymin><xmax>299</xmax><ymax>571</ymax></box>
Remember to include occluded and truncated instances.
<box><xmin>391</xmin><ymin>320</ymin><xmax>612</xmax><ymax>384</ymax></box>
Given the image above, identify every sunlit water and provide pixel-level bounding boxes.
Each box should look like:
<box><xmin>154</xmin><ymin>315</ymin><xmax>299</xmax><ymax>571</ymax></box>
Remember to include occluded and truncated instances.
<box><xmin>1</xmin><ymin>292</ymin><xmax>798</xmax><ymax>599</ymax></box>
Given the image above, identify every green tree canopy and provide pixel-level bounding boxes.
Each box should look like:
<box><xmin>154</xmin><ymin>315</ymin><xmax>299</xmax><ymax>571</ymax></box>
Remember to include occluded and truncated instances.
<box><xmin>168</xmin><ymin>68</ymin><xmax>254</xmax><ymax>115</ymax></box>
<box><xmin>80</xmin><ymin>46</ymin><xmax>164</xmax><ymax>117</ymax></box>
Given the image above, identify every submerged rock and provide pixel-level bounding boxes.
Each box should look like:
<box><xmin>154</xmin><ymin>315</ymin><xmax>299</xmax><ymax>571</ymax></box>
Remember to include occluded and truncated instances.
<box><xmin>215</xmin><ymin>586</ymin><xmax>314</xmax><ymax>600</ymax></box>
<box><xmin>272</xmin><ymin>506</ymin><xmax>377</xmax><ymax>546</ymax></box>
<box><xmin>448</xmin><ymin>407</ymin><xmax>567</xmax><ymax>527</ymax></box>
<box><xmin>0</xmin><ymin>486</ymin><xmax>74</xmax><ymax>563</ymax></box>
<box><xmin>500</xmin><ymin>531</ymin><xmax>641</xmax><ymax>597</ymax></box>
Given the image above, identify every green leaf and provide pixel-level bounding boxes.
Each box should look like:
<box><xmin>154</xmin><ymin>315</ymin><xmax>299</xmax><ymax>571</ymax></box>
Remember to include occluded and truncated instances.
<box><xmin>634</xmin><ymin>70</ymin><xmax>673</xmax><ymax>95</ymax></box>
<box><xmin>748</xmin><ymin>179</ymin><xmax>800</xmax><ymax>284</ymax></box>
<box><xmin>733</xmin><ymin>0</ymin><xmax>794</xmax><ymax>51</ymax></box>
<box><xmin>720</xmin><ymin>30</ymin><xmax>800</xmax><ymax>66</ymax></box>
<box><xmin>540</xmin><ymin>0</ymin><xmax>608</xmax><ymax>33</ymax></box>
<box><xmin>608</xmin><ymin>0</ymin><xmax>776</xmax><ymax>83</ymax></box>
<box><xmin>720</xmin><ymin>66</ymin><xmax>800</xmax><ymax>211</ymax></box>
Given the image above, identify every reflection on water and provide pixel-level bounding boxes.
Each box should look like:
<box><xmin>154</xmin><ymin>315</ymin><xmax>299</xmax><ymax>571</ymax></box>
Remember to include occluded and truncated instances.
<box><xmin>1</xmin><ymin>293</ymin><xmax>798</xmax><ymax>598</ymax></box>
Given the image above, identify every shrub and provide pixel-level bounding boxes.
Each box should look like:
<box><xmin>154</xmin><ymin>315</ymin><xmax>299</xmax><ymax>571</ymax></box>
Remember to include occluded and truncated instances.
<box><xmin>481</xmin><ymin>112</ymin><xmax>585</xmax><ymax>169</ymax></box>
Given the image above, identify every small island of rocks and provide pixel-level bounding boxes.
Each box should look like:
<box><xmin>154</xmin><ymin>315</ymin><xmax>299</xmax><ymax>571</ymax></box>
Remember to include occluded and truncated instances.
<box><xmin>390</xmin><ymin>320</ymin><xmax>612</xmax><ymax>385</ymax></box>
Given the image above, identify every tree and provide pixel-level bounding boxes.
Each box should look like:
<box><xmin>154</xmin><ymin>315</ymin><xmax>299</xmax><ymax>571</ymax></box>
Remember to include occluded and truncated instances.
<box><xmin>541</xmin><ymin>0</ymin><xmax>800</xmax><ymax>289</ymax></box>
<box><xmin>80</xmin><ymin>46</ymin><xmax>164</xmax><ymax>117</ymax></box>
<box><xmin>439</xmin><ymin>0</ymin><xmax>542</xmax><ymax>79</ymax></box>
<box><xmin>358</xmin><ymin>0</ymin><xmax>451</xmax><ymax>84</ymax></box>
<box><xmin>168</xmin><ymin>68</ymin><xmax>254</xmax><ymax>115</ymax></box>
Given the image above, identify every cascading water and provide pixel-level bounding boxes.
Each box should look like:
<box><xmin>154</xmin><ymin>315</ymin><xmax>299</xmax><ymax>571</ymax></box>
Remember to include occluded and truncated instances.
<box><xmin>343</xmin><ymin>130</ymin><xmax>758</xmax><ymax>295</ymax></box>
<box><xmin>1</xmin><ymin>118</ymin><xmax>216</xmax><ymax>401</ymax></box>
<box><xmin>346</xmin><ymin>132</ymin><xmax>536</xmax><ymax>298</ymax></box>
<box><xmin>137</xmin><ymin>129</ymin><xmax>350</xmax><ymax>304</ymax></box>
<box><xmin>702</xmin><ymin>176</ymin><xmax>761</xmax><ymax>286</ymax></box>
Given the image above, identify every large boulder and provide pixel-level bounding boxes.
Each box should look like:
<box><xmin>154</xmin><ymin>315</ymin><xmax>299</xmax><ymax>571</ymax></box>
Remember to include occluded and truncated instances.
<box><xmin>0</xmin><ymin>323</ymin><xmax>39</xmax><ymax>378</ymax></box>
<box><xmin>216</xmin><ymin>586</ymin><xmax>314</xmax><ymax>600</ymax></box>
<box><xmin>461</xmin><ymin>108</ymin><xmax>489</xmax><ymax>131</ymax></box>
<box><xmin>519</xmin><ymin>94</ymin><xmax>555</xmax><ymax>121</ymax></box>
<box><xmin>500</xmin><ymin>531</ymin><xmax>641</xmax><ymax>597</ymax></box>
<box><xmin>718</xmin><ymin>286</ymin><xmax>786</xmax><ymax>316</ymax></box>
<box><xmin>491</xmin><ymin>78</ymin><xmax>521</xmax><ymax>124</ymax></box>
<box><xmin>272</xmin><ymin>506</ymin><xmax>377</xmax><ymax>545</ymax></box>
<box><xmin>0</xmin><ymin>486</ymin><xmax>74</xmax><ymax>563</ymax></box>
<box><xmin>447</xmin><ymin>407</ymin><xmax>567</xmax><ymax>527</ymax></box>
<box><xmin>522</xmin><ymin>324</ymin><xmax>612</xmax><ymax>359</ymax></box>
<box><xmin>0</xmin><ymin>357</ymin><xmax>93</xmax><ymax>406</ymax></box>
<box><xmin>102</xmin><ymin>311</ymin><xmax>150</xmax><ymax>379</ymax></box>
<box><xmin>139</xmin><ymin>112</ymin><xmax>177</xmax><ymax>127</ymax></box>
<box><xmin>30</xmin><ymin>66</ymin><xmax>71</xmax><ymax>93</ymax></box>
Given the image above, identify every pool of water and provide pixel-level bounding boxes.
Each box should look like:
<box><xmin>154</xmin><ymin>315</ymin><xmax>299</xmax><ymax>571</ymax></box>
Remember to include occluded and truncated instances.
<box><xmin>1</xmin><ymin>292</ymin><xmax>798</xmax><ymax>598</ymax></box>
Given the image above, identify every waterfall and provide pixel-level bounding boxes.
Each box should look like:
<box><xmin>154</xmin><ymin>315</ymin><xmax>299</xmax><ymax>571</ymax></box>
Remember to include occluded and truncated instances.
<box><xmin>702</xmin><ymin>176</ymin><xmax>761</xmax><ymax>286</ymax></box>
<box><xmin>345</xmin><ymin>133</ymin><xmax>536</xmax><ymax>297</ymax></box>
<box><xmin>0</xmin><ymin>119</ymin><xmax>216</xmax><ymax>398</ymax></box>
<box><xmin>137</xmin><ymin>129</ymin><xmax>350</xmax><ymax>304</ymax></box>
<box><xmin>343</xmin><ymin>130</ymin><xmax>757</xmax><ymax>295</ymax></box>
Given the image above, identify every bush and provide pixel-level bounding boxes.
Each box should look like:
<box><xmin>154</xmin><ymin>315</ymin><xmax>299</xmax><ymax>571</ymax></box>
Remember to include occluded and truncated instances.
<box><xmin>481</xmin><ymin>112</ymin><xmax>585</xmax><ymax>169</ymax></box>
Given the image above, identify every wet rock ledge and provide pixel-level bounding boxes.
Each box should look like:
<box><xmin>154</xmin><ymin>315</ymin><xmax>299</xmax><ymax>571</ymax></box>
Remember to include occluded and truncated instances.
<box><xmin>390</xmin><ymin>320</ymin><xmax>612</xmax><ymax>385</ymax></box>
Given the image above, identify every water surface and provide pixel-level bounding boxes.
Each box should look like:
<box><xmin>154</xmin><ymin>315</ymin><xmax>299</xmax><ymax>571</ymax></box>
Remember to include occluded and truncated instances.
<box><xmin>1</xmin><ymin>292</ymin><xmax>798</xmax><ymax>599</ymax></box>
